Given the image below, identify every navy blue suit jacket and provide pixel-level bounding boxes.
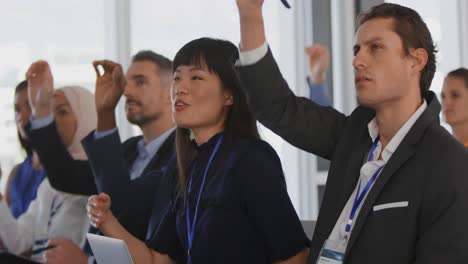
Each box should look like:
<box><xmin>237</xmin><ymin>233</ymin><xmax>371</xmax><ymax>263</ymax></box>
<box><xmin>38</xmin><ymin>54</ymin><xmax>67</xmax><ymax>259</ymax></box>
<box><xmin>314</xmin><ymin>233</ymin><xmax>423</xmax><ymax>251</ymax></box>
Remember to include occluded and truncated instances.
<box><xmin>81</xmin><ymin>130</ymin><xmax>176</xmax><ymax>240</ymax></box>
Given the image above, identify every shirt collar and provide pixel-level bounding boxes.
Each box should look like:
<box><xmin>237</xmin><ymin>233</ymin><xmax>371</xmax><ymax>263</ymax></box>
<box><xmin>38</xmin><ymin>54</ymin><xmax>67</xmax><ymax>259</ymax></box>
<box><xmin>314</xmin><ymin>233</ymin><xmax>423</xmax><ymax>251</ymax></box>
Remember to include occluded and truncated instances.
<box><xmin>136</xmin><ymin>127</ymin><xmax>175</xmax><ymax>159</ymax></box>
<box><xmin>367</xmin><ymin>100</ymin><xmax>427</xmax><ymax>162</ymax></box>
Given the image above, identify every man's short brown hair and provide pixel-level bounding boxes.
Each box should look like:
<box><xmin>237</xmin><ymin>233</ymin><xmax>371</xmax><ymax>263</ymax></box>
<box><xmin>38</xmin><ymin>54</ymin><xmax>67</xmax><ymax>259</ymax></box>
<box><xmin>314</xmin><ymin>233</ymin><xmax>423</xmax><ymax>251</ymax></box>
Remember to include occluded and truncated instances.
<box><xmin>357</xmin><ymin>3</ymin><xmax>437</xmax><ymax>97</ymax></box>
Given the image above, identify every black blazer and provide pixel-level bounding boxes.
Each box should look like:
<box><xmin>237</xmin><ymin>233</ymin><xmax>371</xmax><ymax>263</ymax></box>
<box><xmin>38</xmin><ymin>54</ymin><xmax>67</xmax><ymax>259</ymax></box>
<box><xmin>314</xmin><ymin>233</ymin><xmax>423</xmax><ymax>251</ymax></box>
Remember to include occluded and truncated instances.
<box><xmin>81</xmin><ymin>130</ymin><xmax>176</xmax><ymax>240</ymax></box>
<box><xmin>236</xmin><ymin>48</ymin><xmax>468</xmax><ymax>264</ymax></box>
<box><xmin>26</xmin><ymin>121</ymin><xmax>95</xmax><ymax>195</ymax></box>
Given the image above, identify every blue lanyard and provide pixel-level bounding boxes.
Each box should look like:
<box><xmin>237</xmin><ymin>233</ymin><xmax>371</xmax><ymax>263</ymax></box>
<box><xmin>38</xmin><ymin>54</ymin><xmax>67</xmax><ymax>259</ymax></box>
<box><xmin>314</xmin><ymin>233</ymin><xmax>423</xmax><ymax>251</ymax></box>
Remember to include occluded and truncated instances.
<box><xmin>344</xmin><ymin>135</ymin><xmax>384</xmax><ymax>236</ymax></box>
<box><xmin>186</xmin><ymin>135</ymin><xmax>224</xmax><ymax>264</ymax></box>
<box><xmin>48</xmin><ymin>195</ymin><xmax>64</xmax><ymax>228</ymax></box>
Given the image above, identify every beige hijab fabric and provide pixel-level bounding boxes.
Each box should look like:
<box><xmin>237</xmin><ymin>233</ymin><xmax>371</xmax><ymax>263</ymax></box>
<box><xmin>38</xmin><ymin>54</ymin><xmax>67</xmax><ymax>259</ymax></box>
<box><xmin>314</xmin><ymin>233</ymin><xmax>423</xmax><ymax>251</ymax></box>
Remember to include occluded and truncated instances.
<box><xmin>56</xmin><ymin>86</ymin><xmax>97</xmax><ymax>160</ymax></box>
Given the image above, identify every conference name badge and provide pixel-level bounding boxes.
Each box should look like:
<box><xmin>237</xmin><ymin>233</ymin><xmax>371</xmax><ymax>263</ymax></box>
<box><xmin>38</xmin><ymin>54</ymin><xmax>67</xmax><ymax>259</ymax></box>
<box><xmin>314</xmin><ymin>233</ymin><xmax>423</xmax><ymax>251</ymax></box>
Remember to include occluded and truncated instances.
<box><xmin>316</xmin><ymin>239</ymin><xmax>346</xmax><ymax>264</ymax></box>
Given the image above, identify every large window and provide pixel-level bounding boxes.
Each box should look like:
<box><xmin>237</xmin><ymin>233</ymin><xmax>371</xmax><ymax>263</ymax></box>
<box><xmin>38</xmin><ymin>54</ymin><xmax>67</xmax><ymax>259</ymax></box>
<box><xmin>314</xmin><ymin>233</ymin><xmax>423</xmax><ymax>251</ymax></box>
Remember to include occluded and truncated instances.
<box><xmin>0</xmin><ymin>0</ymin><xmax>108</xmax><ymax>192</ymax></box>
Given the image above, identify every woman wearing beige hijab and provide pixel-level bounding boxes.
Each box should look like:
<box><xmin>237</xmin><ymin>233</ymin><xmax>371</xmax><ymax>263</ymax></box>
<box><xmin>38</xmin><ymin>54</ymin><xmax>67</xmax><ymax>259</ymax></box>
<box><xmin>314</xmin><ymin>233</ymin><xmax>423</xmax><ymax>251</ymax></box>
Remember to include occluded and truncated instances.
<box><xmin>0</xmin><ymin>61</ymin><xmax>96</xmax><ymax>263</ymax></box>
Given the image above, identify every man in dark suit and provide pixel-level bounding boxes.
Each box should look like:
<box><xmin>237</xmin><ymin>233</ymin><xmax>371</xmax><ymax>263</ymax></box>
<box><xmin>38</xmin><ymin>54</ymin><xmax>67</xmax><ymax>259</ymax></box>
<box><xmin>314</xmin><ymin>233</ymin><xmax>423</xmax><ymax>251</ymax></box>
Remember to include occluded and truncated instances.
<box><xmin>45</xmin><ymin>51</ymin><xmax>177</xmax><ymax>264</ymax></box>
<box><xmin>234</xmin><ymin>1</ymin><xmax>468</xmax><ymax>263</ymax></box>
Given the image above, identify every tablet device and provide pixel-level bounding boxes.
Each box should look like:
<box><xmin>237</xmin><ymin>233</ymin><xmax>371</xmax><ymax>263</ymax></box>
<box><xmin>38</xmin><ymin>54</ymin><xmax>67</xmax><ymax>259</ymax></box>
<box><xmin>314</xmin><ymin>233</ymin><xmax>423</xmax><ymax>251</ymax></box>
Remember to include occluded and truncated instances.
<box><xmin>86</xmin><ymin>234</ymin><xmax>134</xmax><ymax>264</ymax></box>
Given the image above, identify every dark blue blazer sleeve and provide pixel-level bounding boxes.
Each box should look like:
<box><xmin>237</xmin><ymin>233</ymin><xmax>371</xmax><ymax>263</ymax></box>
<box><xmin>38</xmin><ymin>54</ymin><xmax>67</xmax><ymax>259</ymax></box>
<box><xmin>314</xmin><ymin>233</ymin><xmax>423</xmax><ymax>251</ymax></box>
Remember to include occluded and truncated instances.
<box><xmin>81</xmin><ymin>130</ymin><xmax>133</xmax><ymax>215</ymax></box>
<box><xmin>81</xmin><ymin>130</ymin><xmax>168</xmax><ymax>240</ymax></box>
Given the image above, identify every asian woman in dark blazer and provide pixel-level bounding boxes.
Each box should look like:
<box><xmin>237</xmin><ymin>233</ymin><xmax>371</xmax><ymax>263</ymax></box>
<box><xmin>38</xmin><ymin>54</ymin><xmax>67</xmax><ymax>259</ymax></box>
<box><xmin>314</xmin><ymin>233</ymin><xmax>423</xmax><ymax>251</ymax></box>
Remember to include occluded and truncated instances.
<box><xmin>87</xmin><ymin>37</ymin><xmax>310</xmax><ymax>264</ymax></box>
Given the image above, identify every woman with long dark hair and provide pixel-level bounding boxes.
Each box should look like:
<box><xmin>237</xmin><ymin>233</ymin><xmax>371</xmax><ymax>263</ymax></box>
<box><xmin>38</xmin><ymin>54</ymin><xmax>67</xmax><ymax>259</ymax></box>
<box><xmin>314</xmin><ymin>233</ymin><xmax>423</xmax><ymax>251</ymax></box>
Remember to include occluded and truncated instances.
<box><xmin>87</xmin><ymin>38</ymin><xmax>309</xmax><ymax>264</ymax></box>
<box><xmin>4</xmin><ymin>80</ymin><xmax>46</xmax><ymax>219</ymax></box>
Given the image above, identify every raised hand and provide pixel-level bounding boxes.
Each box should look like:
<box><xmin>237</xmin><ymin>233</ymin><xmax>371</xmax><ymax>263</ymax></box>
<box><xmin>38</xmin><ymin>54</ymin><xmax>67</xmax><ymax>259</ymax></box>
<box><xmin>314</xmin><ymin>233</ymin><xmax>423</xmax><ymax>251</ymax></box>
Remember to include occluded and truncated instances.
<box><xmin>236</xmin><ymin>0</ymin><xmax>264</xmax><ymax>14</ymax></box>
<box><xmin>93</xmin><ymin>60</ymin><xmax>125</xmax><ymax>114</ymax></box>
<box><xmin>236</xmin><ymin>0</ymin><xmax>266</xmax><ymax>52</ymax></box>
<box><xmin>25</xmin><ymin>61</ymin><xmax>54</xmax><ymax>118</ymax></box>
<box><xmin>87</xmin><ymin>193</ymin><xmax>114</xmax><ymax>230</ymax></box>
<box><xmin>305</xmin><ymin>44</ymin><xmax>330</xmax><ymax>84</ymax></box>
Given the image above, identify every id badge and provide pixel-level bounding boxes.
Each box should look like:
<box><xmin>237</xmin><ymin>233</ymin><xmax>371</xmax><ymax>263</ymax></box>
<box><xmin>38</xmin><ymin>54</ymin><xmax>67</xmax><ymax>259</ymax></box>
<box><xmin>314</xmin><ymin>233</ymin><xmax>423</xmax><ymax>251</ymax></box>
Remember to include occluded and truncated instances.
<box><xmin>316</xmin><ymin>239</ymin><xmax>346</xmax><ymax>264</ymax></box>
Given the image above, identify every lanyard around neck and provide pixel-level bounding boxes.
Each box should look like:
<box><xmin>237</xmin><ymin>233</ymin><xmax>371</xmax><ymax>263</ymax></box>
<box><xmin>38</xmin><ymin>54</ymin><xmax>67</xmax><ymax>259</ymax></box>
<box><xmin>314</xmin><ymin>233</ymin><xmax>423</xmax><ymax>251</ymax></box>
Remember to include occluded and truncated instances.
<box><xmin>185</xmin><ymin>135</ymin><xmax>224</xmax><ymax>264</ymax></box>
<box><xmin>344</xmin><ymin>135</ymin><xmax>383</xmax><ymax>239</ymax></box>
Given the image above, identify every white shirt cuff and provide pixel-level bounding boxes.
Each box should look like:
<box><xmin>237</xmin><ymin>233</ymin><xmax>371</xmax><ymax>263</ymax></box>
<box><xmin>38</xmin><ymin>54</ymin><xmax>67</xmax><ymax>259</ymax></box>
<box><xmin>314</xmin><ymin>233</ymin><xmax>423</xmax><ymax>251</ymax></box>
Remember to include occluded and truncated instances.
<box><xmin>94</xmin><ymin>128</ymin><xmax>118</xmax><ymax>140</ymax></box>
<box><xmin>236</xmin><ymin>41</ymin><xmax>269</xmax><ymax>66</ymax></box>
<box><xmin>88</xmin><ymin>256</ymin><xmax>95</xmax><ymax>264</ymax></box>
<box><xmin>30</xmin><ymin>114</ymin><xmax>54</xmax><ymax>130</ymax></box>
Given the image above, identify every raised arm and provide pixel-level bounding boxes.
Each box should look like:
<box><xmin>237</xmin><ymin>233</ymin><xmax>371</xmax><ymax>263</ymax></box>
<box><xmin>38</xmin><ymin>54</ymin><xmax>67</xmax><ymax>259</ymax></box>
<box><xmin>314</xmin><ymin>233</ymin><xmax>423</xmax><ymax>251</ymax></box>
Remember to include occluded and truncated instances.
<box><xmin>82</xmin><ymin>60</ymin><xmax>135</xmax><ymax>218</ymax></box>
<box><xmin>25</xmin><ymin>61</ymin><xmax>96</xmax><ymax>195</ymax></box>
<box><xmin>235</xmin><ymin>1</ymin><xmax>348</xmax><ymax>159</ymax></box>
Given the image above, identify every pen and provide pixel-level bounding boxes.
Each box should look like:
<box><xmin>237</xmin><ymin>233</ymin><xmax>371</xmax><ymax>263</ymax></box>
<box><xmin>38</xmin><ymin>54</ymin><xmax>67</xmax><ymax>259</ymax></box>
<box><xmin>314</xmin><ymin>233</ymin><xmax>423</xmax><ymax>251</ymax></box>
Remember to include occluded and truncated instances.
<box><xmin>281</xmin><ymin>0</ymin><xmax>291</xmax><ymax>8</ymax></box>
<box><xmin>31</xmin><ymin>245</ymin><xmax>56</xmax><ymax>255</ymax></box>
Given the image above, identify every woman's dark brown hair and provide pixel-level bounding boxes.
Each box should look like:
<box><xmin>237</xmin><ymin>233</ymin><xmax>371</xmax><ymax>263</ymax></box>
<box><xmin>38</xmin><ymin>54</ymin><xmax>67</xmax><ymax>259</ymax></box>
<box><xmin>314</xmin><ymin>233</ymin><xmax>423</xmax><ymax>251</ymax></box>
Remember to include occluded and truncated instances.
<box><xmin>14</xmin><ymin>80</ymin><xmax>33</xmax><ymax>156</ymax></box>
<box><xmin>446</xmin><ymin>68</ymin><xmax>468</xmax><ymax>89</ymax></box>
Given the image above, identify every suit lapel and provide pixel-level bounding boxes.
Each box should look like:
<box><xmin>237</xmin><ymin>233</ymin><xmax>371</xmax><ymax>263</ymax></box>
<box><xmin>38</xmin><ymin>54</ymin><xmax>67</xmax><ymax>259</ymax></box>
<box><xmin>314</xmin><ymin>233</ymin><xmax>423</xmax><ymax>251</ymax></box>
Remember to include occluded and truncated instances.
<box><xmin>124</xmin><ymin>136</ymin><xmax>142</xmax><ymax>167</ymax></box>
<box><xmin>345</xmin><ymin>92</ymin><xmax>441</xmax><ymax>254</ymax></box>
<box><xmin>345</xmin><ymin>141</ymin><xmax>416</xmax><ymax>254</ymax></box>
<box><xmin>142</xmin><ymin>132</ymin><xmax>176</xmax><ymax>238</ymax></box>
<box><xmin>312</xmin><ymin>117</ymin><xmax>372</xmax><ymax>251</ymax></box>
<box><xmin>329</xmin><ymin>128</ymin><xmax>369</xmax><ymax>234</ymax></box>
<box><xmin>340</xmin><ymin>135</ymin><xmax>371</xmax><ymax>206</ymax></box>
<box><xmin>139</xmin><ymin>131</ymin><xmax>176</xmax><ymax>177</ymax></box>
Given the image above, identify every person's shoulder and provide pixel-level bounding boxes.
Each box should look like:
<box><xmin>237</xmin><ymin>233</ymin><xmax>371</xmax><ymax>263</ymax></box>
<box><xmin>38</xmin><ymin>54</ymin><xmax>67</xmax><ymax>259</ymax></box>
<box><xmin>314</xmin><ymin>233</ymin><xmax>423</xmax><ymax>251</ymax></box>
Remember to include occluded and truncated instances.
<box><xmin>228</xmin><ymin>137</ymin><xmax>286</xmax><ymax>187</ymax></box>
<box><xmin>349</xmin><ymin>105</ymin><xmax>375</xmax><ymax>122</ymax></box>
<box><xmin>417</xmin><ymin>125</ymin><xmax>468</xmax><ymax>187</ymax></box>
<box><xmin>5</xmin><ymin>163</ymin><xmax>23</xmax><ymax>193</ymax></box>
<box><xmin>423</xmin><ymin>124</ymin><xmax>466</xmax><ymax>159</ymax></box>
<box><xmin>122</xmin><ymin>135</ymin><xmax>143</xmax><ymax>149</ymax></box>
<box><xmin>8</xmin><ymin>163</ymin><xmax>23</xmax><ymax>178</ymax></box>
<box><xmin>159</xmin><ymin>132</ymin><xmax>176</xmax><ymax>154</ymax></box>
<box><xmin>231</xmin><ymin>136</ymin><xmax>281</xmax><ymax>165</ymax></box>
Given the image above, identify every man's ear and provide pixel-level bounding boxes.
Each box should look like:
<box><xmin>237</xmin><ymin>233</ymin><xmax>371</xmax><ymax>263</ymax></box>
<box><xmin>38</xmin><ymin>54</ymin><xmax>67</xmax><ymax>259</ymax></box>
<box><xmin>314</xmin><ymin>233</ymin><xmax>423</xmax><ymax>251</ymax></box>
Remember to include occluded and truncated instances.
<box><xmin>409</xmin><ymin>47</ymin><xmax>428</xmax><ymax>74</ymax></box>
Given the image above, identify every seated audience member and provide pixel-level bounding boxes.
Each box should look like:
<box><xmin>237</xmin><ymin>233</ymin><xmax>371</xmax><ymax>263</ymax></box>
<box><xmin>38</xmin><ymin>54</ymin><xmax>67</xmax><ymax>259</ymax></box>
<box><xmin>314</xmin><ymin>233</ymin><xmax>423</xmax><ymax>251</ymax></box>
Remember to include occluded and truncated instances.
<box><xmin>5</xmin><ymin>80</ymin><xmax>46</xmax><ymax>219</ymax></box>
<box><xmin>441</xmin><ymin>68</ymin><xmax>468</xmax><ymax>148</ymax></box>
<box><xmin>234</xmin><ymin>1</ymin><xmax>468</xmax><ymax>263</ymax></box>
<box><xmin>87</xmin><ymin>38</ymin><xmax>310</xmax><ymax>264</ymax></box>
<box><xmin>44</xmin><ymin>52</ymin><xmax>177</xmax><ymax>264</ymax></box>
<box><xmin>0</xmin><ymin>61</ymin><xmax>96</xmax><ymax>263</ymax></box>
<box><xmin>305</xmin><ymin>44</ymin><xmax>331</xmax><ymax>106</ymax></box>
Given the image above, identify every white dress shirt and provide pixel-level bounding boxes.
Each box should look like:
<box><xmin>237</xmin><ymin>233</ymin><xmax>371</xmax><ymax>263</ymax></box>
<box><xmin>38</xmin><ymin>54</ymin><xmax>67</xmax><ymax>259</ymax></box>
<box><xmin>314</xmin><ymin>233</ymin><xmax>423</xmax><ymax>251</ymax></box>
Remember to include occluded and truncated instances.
<box><xmin>327</xmin><ymin>100</ymin><xmax>427</xmax><ymax>248</ymax></box>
